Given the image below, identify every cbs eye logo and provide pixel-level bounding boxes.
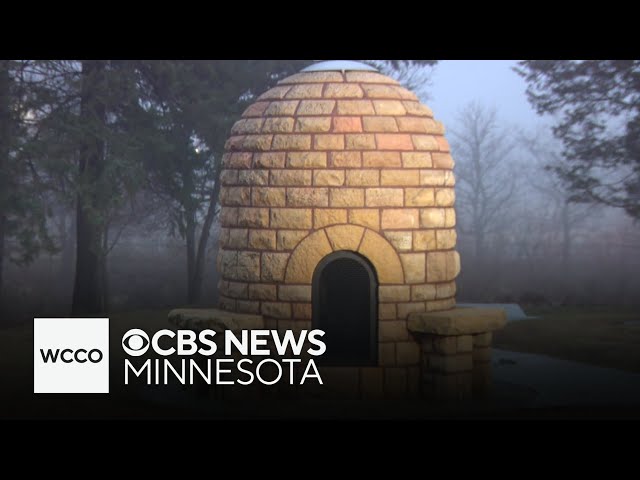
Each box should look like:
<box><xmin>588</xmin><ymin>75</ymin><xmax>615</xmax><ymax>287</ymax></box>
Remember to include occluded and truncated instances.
<box><xmin>122</xmin><ymin>329</ymin><xmax>150</xmax><ymax>356</ymax></box>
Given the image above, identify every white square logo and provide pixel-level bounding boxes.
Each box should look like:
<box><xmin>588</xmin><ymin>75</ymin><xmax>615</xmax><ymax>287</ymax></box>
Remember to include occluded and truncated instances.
<box><xmin>34</xmin><ymin>318</ymin><xmax>109</xmax><ymax>394</ymax></box>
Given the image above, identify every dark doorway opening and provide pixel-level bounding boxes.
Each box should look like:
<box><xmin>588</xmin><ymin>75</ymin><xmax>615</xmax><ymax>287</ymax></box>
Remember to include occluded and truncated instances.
<box><xmin>312</xmin><ymin>251</ymin><xmax>378</xmax><ymax>366</ymax></box>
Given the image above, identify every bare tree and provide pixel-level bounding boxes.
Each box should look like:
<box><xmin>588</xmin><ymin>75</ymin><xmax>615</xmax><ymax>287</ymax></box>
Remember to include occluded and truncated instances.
<box><xmin>450</xmin><ymin>102</ymin><xmax>518</xmax><ymax>261</ymax></box>
<box><xmin>520</xmin><ymin>129</ymin><xmax>599</xmax><ymax>268</ymax></box>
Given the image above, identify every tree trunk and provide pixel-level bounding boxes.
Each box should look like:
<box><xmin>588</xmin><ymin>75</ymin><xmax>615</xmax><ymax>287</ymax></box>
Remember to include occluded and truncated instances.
<box><xmin>0</xmin><ymin>61</ymin><xmax>10</xmax><ymax>308</ymax></box>
<box><xmin>100</xmin><ymin>226</ymin><xmax>109</xmax><ymax>311</ymax></box>
<box><xmin>474</xmin><ymin>228</ymin><xmax>485</xmax><ymax>261</ymax></box>
<box><xmin>561</xmin><ymin>202</ymin><xmax>571</xmax><ymax>269</ymax></box>
<box><xmin>190</xmin><ymin>171</ymin><xmax>222</xmax><ymax>304</ymax></box>
<box><xmin>58</xmin><ymin>211</ymin><xmax>75</xmax><ymax>281</ymax></box>
<box><xmin>0</xmin><ymin>215</ymin><xmax>5</xmax><ymax>308</ymax></box>
<box><xmin>185</xmin><ymin>210</ymin><xmax>197</xmax><ymax>304</ymax></box>
<box><xmin>72</xmin><ymin>60</ymin><xmax>107</xmax><ymax>315</ymax></box>
<box><xmin>470</xmin><ymin>141</ymin><xmax>485</xmax><ymax>263</ymax></box>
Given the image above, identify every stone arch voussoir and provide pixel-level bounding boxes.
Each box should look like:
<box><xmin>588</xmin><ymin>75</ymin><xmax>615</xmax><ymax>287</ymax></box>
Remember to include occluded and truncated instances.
<box><xmin>284</xmin><ymin>224</ymin><xmax>404</xmax><ymax>285</ymax></box>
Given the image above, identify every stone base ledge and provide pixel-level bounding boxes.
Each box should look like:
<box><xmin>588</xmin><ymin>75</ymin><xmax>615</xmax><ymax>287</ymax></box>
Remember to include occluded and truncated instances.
<box><xmin>168</xmin><ymin>308</ymin><xmax>264</xmax><ymax>332</ymax></box>
<box><xmin>407</xmin><ymin>307</ymin><xmax>507</xmax><ymax>401</ymax></box>
<box><xmin>407</xmin><ymin>307</ymin><xmax>506</xmax><ymax>336</ymax></box>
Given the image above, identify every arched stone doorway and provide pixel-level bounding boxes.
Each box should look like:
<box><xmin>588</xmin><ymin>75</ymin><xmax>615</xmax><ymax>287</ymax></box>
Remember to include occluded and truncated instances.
<box><xmin>312</xmin><ymin>251</ymin><xmax>378</xmax><ymax>366</ymax></box>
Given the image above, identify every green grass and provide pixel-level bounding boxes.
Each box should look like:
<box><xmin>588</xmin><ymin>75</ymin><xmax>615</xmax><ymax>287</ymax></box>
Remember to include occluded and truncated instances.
<box><xmin>493</xmin><ymin>305</ymin><xmax>640</xmax><ymax>374</ymax></box>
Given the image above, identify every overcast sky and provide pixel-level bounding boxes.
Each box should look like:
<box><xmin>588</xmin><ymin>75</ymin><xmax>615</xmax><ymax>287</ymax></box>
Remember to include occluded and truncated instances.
<box><xmin>427</xmin><ymin>60</ymin><xmax>546</xmax><ymax>131</ymax></box>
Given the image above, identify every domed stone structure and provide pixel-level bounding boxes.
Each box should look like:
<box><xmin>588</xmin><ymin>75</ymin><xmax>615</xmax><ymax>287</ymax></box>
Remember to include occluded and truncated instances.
<box><xmin>213</xmin><ymin>61</ymin><xmax>502</xmax><ymax>399</ymax></box>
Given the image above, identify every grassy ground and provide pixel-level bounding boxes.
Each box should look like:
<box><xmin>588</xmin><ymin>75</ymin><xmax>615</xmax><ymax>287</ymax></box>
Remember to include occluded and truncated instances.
<box><xmin>493</xmin><ymin>305</ymin><xmax>640</xmax><ymax>374</ymax></box>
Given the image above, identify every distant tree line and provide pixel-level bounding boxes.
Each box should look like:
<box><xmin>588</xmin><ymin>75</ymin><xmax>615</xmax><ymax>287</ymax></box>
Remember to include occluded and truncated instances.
<box><xmin>450</xmin><ymin>98</ymin><xmax>638</xmax><ymax>304</ymax></box>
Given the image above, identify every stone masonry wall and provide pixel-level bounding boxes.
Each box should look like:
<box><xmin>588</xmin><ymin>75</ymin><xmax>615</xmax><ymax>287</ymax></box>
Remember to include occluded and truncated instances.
<box><xmin>216</xmin><ymin>70</ymin><xmax>460</xmax><ymax>394</ymax></box>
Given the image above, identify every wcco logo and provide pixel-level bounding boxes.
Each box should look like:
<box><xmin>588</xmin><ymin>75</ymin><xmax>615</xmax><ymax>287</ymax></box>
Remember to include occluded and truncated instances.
<box><xmin>34</xmin><ymin>318</ymin><xmax>109</xmax><ymax>394</ymax></box>
<box><xmin>40</xmin><ymin>348</ymin><xmax>104</xmax><ymax>364</ymax></box>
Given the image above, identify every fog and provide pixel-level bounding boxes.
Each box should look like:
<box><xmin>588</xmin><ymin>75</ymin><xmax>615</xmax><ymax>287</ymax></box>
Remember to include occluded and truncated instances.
<box><xmin>430</xmin><ymin>60</ymin><xmax>542</xmax><ymax>127</ymax></box>
<box><xmin>2</xmin><ymin>60</ymin><xmax>639</xmax><ymax>326</ymax></box>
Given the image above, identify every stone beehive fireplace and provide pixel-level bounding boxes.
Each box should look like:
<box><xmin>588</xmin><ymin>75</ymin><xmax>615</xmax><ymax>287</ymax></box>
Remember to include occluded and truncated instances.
<box><xmin>214</xmin><ymin>61</ymin><xmax>505</xmax><ymax>400</ymax></box>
